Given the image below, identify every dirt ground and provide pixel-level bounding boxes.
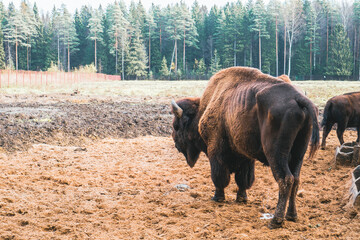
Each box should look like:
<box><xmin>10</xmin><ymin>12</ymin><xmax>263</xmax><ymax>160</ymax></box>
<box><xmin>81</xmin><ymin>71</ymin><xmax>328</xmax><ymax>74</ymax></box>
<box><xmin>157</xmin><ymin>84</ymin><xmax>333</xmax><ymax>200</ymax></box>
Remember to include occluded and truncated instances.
<box><xmin>0</xmin><ymin>94</ymin><xmax>359</xmax><ymax>239</ymax></box>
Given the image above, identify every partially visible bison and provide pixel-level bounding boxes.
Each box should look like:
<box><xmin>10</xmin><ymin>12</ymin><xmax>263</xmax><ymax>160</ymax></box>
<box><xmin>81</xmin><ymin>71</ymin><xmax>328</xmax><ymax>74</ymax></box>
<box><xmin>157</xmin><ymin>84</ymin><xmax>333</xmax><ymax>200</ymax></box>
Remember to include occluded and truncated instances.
<box><xmin>278</xmin><ymin>74</ymin><xmax>292</xmax><ymax>83</ymax></box>
<box><xmin>321</xmin><ymin>92</ymin><xmax>360</xmax><ymax>149</ymax></box>
<box><xmin>171</xmin><ymin>67</ymin><xmax>319</xmax><ymax>228</ymax></box>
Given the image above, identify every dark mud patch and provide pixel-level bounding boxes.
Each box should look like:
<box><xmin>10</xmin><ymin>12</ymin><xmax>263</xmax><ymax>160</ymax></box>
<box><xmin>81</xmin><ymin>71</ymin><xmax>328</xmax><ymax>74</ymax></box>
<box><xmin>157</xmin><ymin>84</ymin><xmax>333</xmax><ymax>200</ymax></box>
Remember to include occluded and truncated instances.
<box><xmin>0</xmin><ymin>99</ymin><xmax>172</xmax><ymax>151</ymax></box>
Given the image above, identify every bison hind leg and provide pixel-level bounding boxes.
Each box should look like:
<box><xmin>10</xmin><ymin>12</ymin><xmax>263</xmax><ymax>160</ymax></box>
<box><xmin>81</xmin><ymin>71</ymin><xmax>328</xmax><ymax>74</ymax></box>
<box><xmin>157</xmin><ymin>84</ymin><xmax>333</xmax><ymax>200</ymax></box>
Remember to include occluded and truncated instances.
<box><xmin>235</xmin><ymin>159</ymin><xmax>255</xmax><ymax>203</ymax></box>
<box><xmin>321</xmin><ymin>121</ymin><xmax>334</xmax><ymax>150</ymax></box>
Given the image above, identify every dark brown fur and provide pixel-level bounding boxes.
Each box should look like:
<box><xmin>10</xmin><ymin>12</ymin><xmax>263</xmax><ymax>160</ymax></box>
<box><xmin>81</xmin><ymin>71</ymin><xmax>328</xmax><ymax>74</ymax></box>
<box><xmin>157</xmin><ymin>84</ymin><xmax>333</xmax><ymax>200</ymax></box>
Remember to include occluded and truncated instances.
<box><xmin>321</xmin><ymin>92</ymin><xmax>360</xmax><ymax>149</ymax></box>
<box><xmin>171</xmin><ymin>67</ymin><xmax>319</xmax><ymax>228</ymax></box>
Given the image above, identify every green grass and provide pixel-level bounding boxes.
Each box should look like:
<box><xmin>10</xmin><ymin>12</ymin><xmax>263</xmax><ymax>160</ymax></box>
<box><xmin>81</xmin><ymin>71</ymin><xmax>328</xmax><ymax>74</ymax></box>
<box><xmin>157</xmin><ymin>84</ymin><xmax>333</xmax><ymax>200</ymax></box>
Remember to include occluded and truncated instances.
<box><xmin>0</xmin><ymin>80</ymin><xmax>359</xmax><ymax>109</ymax></box>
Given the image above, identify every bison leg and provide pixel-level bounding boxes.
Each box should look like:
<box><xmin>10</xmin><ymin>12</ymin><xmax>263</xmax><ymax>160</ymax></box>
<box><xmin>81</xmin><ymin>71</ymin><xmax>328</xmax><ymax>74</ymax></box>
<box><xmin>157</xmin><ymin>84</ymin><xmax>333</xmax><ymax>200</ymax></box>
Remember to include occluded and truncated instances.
<box><xmin>268</xmin><ymin>163</ymin><xmax>294</xmax><ymax>229</ymax></box>
<box><xmin>356</xmin><ymin>127</ymin><xmax>360</xmax><ymax>142</ymax></box>
<box><xmin>321</xmin><ymin>121</ymin><xmax>334</xmax><ymax>149</ymax></box>
<box><xmin>336</xmin><ymin>121</ymin><xmax>347</xmax><ymax>145</ymax></box>
<box><xmin>286</xmin><ymin>124</ymin><xmax>310</xmax><ymax>222</ymax></box>
<box><xmin>210</xmin><ymin>157</ymin><xmax>230</xmax><ymax>202</ymax></box>
<box><xmin>263</xmin><ymin>109</ymin><xmax>305</xmax><ymax>228</ymax></box>
<box><xmin>235</xmin><ymin>159</ymin><xmax>255</xmax><ymax>203</ymax></box>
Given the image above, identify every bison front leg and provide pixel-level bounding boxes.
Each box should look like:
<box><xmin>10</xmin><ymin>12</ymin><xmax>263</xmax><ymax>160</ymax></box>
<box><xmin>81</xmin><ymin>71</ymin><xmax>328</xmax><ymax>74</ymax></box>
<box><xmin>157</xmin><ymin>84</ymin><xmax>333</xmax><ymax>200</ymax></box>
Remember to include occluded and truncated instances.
<box><xmin>210</xmin><ymin>157</ymin><xmax>230</xmax><ymax>202</ymax></box>
<box><xmin>235</xmin><ymin>159</ymin><xmax>255</xmax><ymax>203</ymax></box>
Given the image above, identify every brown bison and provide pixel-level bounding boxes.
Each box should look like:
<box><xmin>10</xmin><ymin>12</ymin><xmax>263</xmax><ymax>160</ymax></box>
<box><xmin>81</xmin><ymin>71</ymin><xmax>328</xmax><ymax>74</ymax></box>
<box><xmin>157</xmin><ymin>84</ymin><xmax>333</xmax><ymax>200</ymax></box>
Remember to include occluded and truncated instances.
<box><xmin>171</xmin><ymin>67</ymin><xmax>319</xmax><ymax>228</ymax></box>
<box><xmin>278</xmin><ymin>74</ymin><xmax>292</xmax><ymax>83</ymax></box>
<box><xmin>321</xmin><ymin>92</ymin><xmax>360</xmax><ymax>149</ymax></box>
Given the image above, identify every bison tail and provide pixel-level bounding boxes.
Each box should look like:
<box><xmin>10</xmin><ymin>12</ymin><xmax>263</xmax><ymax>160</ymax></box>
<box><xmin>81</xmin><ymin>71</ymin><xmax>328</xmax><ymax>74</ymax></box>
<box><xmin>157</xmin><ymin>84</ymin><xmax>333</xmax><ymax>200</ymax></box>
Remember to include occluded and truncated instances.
<box><xmin>296</xmin><ymin>96</ymin><xmax>320</xmax><ymax>160</ymax></box>
<box><xmin>320</xmin><ymin>101</ymin><xmax>332</xmax><ymax>127</ymax></box>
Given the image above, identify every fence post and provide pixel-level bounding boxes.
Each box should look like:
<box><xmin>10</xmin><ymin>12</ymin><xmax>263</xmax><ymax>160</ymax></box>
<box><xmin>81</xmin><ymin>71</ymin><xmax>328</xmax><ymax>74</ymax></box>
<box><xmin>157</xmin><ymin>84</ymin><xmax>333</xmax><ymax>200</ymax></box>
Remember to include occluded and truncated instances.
<box><xmin>8</xmin><ymin>70</ymin><xmax>10</xmax><ymax>87</ymax></box>
<box><xmin>16</xmin><ymin>71</ymin><xmax>18</xmax><ymax>87</ymax></box>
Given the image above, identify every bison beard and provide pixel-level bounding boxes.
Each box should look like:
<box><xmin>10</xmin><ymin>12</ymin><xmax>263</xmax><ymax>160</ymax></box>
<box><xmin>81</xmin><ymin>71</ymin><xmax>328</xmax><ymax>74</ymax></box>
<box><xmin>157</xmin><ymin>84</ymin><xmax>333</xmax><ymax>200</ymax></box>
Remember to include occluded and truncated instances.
<box><xmin>171</xmin><ymin>67</ymin><xmax>319</xmax><ymax>229</ymax></box>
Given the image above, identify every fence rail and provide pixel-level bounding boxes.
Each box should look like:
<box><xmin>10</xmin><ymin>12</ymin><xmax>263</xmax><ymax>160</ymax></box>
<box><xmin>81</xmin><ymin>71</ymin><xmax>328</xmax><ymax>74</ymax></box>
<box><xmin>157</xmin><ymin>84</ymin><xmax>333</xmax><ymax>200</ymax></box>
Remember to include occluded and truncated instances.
<box><xmin>0</xmin><ymin>70</ymin><xmax>121</xmax><ymax>88</ymax></box>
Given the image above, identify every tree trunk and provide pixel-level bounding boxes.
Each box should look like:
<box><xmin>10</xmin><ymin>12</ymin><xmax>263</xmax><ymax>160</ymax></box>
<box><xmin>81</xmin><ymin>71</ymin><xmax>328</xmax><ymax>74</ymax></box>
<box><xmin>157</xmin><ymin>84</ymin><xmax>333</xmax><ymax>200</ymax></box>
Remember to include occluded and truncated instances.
<box><xmin>7</xmin><ymin>40</ymin><xmax>11</xmax><ymax>69</ymax></box>
<box><xmin>283</xmin><ymin>24</ymin><xmax>286</xmax><ymax>75</ymax></box>
<box><xmin>259</xmin><ymin>30</ymin><xmax>261</xmax><ymax>71</ymax></box>
<box><xmin>174</xmin><ymin>27</ymin><xmax>177</xmax><ymax>72</ymax></box>
<box><xmin>310</xmin><ymin>42</ymin><xmax>312</xmax><ymax>80</ymax></box>
<box><xmin>57</xmin><ymin>34</ymin><xmax>60</xmax><ymax>69</ymax></box>
<box><xmin>354</xmin><ymin>27</ymin><xmax>357</xmax><ymax>79</ymax></box>
<box><xmin>67</xmin><ymin>40</ymin><xmax>70</xmax><ymax>72</ymax></box>
<box><xmin>313</xmin><ymin>24</ymin><xmax>316</xmax><ymax>70</ymax></box>
<box><xmin>276</xmin><ymin>16</ymin><xmax>278</xmax><ymax>76</ymax></box>
<box><xmin>287</xmin><ymin>33</ymin><xmax>292</xmax><ymax>77</ymax></box>
<box><xmin>122</xmin><ymin>37</ymin><xmax>124</xmax><ymax>80</ymax></box>
<box><xmin>160</xmin><ymin>26</ymin><xmax>162</xmax><ymax>54</ymax></box>
<box><xmin>250</xmin><ymin>37</ymin><xmax>253</xmax><ymax>67</ymax></box>
<box><xmin>326</xmin><ymin>12</ymin><xmax>329</xmax><ymax>64</ymax></box>
<box><xmin>27</xmin><ymin>37</ymin><xmax>29</xmax><ymax>70</ymax></box>
<box><xmin>115</xmin><ymin>35</ymin><xmax>118</xmax><ymax>75</ymax></box>
<box><xmin>183</xmin><ymin>24</ymin><xmax>186</xmax><ymax>74</ymax></box>
<box><xmin>95</xmin><ymin>33</ymin><xmax>97</xmax><ymax>71</ymax></box>
<box><xmin>234</xmin><ymin>39</ymin><xmax>236</xmax><ymax>66</ymax></box>
<box><xmin>149</xmin><ymin>25</ymin><xmax>151</xmax><ymax>73</ymax></box>
<box><xmin>15</xmin><ymin>26</ymin><xmax>18</xmax><ymax>71</ymax></box>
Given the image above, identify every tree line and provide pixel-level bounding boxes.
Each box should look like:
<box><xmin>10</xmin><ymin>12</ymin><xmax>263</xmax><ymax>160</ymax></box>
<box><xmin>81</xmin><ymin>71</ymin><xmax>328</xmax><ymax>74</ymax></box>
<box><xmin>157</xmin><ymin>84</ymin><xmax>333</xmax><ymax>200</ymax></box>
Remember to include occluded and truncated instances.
<box><xmin>0</xmin><ymin>0</ymin><xmax>359</xmax><ymax>80</ymax></box>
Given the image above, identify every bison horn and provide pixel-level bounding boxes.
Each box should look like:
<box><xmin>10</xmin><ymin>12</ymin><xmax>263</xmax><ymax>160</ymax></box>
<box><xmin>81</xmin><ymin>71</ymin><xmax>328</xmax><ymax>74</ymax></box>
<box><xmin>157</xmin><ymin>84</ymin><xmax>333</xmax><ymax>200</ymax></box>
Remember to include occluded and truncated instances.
<box><xmin>171</xmin><ymin>100</ymin><xmax>183</xmax><ymax>118</ymax></box>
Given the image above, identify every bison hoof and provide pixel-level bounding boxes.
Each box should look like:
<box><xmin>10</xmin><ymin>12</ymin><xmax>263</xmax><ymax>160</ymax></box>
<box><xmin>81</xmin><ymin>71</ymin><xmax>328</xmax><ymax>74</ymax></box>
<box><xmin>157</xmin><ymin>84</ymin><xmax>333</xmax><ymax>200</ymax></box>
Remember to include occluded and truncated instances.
<box><xmin>268</xmin><ymin>218</ymin><xmax>284</xmax><ymax>229</ymax></box>
<box><xmin>211</xmin><ymin>195</ymin><xmax>225</xmax><ymax>202</ymax></box>
<box><xmin>235</xmin><ymin>197</ymin><xmax>248</xmax><ymax>204</ymax></box>
<box><xmin>320</xmin><ymin>146</ymin><xmax>326</xmax><ymax>150</ymax></box>
<box><xmin>285</xmin><ymin>214</ymin><xmax>298</xmax><ymax>222</ymax></box>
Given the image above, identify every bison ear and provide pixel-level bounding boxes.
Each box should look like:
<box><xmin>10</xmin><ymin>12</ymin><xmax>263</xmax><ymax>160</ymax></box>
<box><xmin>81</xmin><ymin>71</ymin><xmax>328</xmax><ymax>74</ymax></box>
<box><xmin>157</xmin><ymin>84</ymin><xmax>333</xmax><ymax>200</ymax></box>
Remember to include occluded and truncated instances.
<box><xmin>171</xmin><ymin>100</ymin><xmax>183</xmax><ymax>118</ymax></box>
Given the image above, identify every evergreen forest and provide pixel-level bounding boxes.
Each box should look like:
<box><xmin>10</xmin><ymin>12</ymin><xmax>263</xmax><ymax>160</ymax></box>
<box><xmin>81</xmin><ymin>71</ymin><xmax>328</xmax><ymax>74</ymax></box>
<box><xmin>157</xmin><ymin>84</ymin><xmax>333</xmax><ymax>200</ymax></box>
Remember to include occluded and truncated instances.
<box><xmin>0</xmin><ymin>0</ymin><xmax>360</xmax><ymax>80</ymax></box>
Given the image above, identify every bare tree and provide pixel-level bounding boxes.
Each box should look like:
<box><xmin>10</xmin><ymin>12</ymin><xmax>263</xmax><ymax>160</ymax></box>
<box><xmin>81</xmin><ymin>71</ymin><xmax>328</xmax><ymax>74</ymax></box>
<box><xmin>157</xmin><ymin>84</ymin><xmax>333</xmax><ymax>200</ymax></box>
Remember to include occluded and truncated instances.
<box><xmin>283</xmin><ymin>0</ymin><xmax>304</xmax><ymax>77</ymax></box>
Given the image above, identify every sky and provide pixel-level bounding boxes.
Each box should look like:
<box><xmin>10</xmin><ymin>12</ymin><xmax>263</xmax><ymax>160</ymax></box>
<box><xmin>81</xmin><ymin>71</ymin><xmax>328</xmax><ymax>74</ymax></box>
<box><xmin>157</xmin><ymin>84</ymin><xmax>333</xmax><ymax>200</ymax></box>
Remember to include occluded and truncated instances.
<box><xmin>1</xmin><ymin>0</ymin><xmax>239</xmax><ymax>14</ymax></box>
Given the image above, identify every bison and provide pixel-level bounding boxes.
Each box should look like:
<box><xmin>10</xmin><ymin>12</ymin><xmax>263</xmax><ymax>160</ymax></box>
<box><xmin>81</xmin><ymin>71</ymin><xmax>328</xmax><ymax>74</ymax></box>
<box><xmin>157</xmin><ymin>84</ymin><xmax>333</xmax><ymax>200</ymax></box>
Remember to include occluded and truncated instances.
<box><xmin>171</xmin><ymin>67</ymin><xmax>319</xmax><ymax>228</ymax></box>
<box><xmin>278</xmin><ymin>74</ymin><xmax>292</xmax><ymax>83</ymax></box>
<box><xmin>321</xmin><ymin>92</ymin><xmax>360</xmax><ymax>149</ymax></box>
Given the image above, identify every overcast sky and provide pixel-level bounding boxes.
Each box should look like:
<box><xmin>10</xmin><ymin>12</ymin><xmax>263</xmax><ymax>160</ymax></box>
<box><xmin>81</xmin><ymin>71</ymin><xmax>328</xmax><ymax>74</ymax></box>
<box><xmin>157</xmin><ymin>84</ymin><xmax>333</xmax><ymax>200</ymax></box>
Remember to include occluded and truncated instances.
<box><xmin>1</xmin><ymin>0</ymin><xmax>239</xmax><ymax>14</ymax></box>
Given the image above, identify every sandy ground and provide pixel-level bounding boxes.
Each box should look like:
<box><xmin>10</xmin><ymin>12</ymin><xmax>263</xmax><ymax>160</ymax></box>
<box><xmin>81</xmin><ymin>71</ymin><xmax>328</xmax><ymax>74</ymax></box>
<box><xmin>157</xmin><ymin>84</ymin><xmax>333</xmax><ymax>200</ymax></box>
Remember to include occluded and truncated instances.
<box><xmin>0</xmin><ymin>94</ymin><xmax>359</xmax><ymax>239</ymax></box>
<box><xmin>0</xmin><ymin>131</ymin><xmax>359</xmax><ymax>239</ymax></box>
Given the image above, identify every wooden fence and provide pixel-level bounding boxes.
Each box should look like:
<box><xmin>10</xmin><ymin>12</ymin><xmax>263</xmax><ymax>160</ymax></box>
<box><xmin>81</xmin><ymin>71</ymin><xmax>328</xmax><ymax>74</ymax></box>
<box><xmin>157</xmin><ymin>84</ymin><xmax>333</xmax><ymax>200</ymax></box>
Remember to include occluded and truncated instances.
<box><xmin>0</xmin><ymin>70</ymin><xmax>121</xmax><ymax>88</ymax></box>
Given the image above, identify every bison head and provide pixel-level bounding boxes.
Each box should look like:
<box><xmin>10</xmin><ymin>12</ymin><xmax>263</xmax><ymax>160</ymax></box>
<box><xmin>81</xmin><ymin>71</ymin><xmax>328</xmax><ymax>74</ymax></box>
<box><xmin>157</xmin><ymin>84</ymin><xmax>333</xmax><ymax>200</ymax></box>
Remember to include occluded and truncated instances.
<box><xmin>171</xmin><ymin>98</ymin><xmax>205</xmax><ymax>168</ymax></box>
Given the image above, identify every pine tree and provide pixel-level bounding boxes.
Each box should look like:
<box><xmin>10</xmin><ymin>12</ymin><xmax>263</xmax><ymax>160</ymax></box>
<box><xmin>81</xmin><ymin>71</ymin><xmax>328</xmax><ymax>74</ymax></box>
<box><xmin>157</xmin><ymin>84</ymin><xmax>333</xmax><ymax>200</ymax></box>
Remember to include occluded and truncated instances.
<box><xmin>60</xmin><ymin>5</ymin><xmax>79</xmax><ymax>71</ymax></box>
<box><xmin>180</xmin><ymin>1</ymin><xmax>198</xmax><ymax>75</ymax></box>
<box><xmin>159</xmin><ymin>56</ymin><xmax>169</xmax><ymax>79</ymax></box>
<box><xmin>31</xmin><ymin>3</ymin><xmax>53</xmax><ymax>71</ymax></box>
<box><xmin>108</xmin><ymin>2</ymin><xmax>129</xmax><ymax>78</ymax></box>
<box><xmin>209</xmin><ymin>49</ymin><xmax>221</xmax><ymax>75</ymax></box>
<box><xmin>88</xmin><ymin>9</ymin><xmax>103</xmax><ymax>71</ymax></box>
<box><xmin>326</xmin><ymin>24</ymin><xmax>353</xmax><ymax>77</ymax></box>
<box><xmin>196</xmin><ymin>58</ymin><xmax>206</xmax><ymax>78</ymax></box>
<box><xmin>3</xmin><ymin>3</ymin><xmax>26</xmax><ymax>70</ymax></box>
<box><xmin>252</xmin><ymin>0</ymin><xmax>269</xmax><ymax>71</ymax></box>
<box><xmin>0</xmin><ymin>30</ymin><xmax>5</xmax><ymax>69</ymax></box>
<box><xmin>126</xmin><ymin>23</ymin><xmax>148</xmax><ymax>80</ymax></box>
<box><xmin>165</xmin><ymin>3</ymin><xmax>184</xmax><ymax>73</ymax></box>
<box><xmin>20</xmin><ymin>1</ymin><xmax>37</xmax><ymax>70</ymax></box>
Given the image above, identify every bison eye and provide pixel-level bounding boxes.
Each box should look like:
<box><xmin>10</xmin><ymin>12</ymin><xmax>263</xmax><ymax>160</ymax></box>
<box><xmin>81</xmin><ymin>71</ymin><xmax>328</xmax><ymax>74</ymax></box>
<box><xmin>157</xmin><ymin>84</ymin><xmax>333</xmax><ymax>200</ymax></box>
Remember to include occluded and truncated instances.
<box><xmin>173</xmin><ymin>123</ymin><xmax>180</xmax><ymax>131</ymax></box>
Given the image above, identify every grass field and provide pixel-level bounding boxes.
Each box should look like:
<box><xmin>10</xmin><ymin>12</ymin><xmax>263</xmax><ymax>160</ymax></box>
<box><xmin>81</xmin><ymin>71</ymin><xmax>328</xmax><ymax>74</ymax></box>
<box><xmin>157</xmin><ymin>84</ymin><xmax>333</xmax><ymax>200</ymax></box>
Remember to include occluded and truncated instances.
<box><xmin>0</xmin><ymin>80</ymin><xmax>359</xmax><ymax>108</ymax></box>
